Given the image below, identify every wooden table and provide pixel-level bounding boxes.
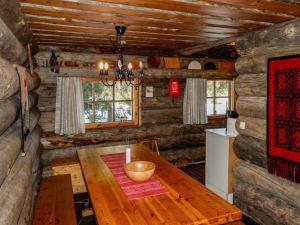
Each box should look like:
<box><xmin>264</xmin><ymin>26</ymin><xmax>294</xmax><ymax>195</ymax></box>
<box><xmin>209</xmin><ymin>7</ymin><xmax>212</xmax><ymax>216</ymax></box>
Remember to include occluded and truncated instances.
<box><xmin>77</xmin><ymin>144</ymin><xmax>242</xmax><ymax>225</ymax></box>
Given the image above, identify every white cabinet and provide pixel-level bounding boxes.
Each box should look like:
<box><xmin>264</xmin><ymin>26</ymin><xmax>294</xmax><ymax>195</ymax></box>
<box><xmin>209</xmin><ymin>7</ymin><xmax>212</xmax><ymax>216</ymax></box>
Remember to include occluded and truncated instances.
<box><xmin>205</xmin><ymin>128</ymin><xmax>237</xmax><ymax>203</ymax></box>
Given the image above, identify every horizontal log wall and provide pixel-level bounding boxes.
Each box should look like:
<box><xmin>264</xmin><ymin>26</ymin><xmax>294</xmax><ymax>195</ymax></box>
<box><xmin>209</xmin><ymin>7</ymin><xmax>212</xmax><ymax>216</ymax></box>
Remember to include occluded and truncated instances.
<box><xmin>36</xmin><ymin>51</ymin><xmax>234</xmax><ymax>165</ymax></box>
<box><xmin>234</xmin><ymin>18</ymin><xmax>300</xmax><ymax>224</ymax></box>
<box><xmin>0</xmin><ymin>5</ymin><xmax>41</xmax><ymax>225</ymax></box>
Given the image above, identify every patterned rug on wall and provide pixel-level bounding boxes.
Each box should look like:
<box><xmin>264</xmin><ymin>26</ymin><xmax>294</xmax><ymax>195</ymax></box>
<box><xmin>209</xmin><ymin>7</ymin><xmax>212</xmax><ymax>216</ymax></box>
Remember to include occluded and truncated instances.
<box><xmin>268</xmin><ymin>55</ymin><xmax>300</xmax><ymax>183</ymax></box>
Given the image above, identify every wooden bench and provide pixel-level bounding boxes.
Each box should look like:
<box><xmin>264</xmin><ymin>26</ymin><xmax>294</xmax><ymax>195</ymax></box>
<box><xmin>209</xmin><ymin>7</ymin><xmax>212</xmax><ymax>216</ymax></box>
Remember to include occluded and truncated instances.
<box><xmin>33</xmin><ymin>174</ymin><xmax>77</xmax><ymax>225</ymax></box>
<box><xmin>52</xmin><ymin>156</ymin><xmax>87</xmax><ymax>194</ymax></box>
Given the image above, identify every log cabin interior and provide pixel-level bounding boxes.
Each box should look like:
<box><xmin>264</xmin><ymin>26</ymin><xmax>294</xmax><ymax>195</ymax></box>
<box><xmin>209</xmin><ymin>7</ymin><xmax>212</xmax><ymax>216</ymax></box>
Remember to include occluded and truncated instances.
<box><xmin>1</xmin><ymin>0</ymin><xmax>300</xmax><ymax>225</ymax></box>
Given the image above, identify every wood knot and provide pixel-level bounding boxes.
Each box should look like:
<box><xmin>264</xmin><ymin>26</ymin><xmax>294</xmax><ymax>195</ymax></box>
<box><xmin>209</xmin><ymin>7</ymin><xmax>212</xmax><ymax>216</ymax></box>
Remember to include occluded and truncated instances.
<box><xmin>283</xmin><ymin>25</ymin><xmax>295</xmax><ymax>37</ymax></box>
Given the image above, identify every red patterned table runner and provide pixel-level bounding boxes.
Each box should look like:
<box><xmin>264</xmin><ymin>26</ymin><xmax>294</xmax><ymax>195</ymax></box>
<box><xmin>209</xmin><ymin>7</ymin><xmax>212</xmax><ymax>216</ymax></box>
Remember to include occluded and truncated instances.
<box><xmin>100</xmin><ymin>153</ymin><xmax>168</xmax><ymax>200</ymax></box>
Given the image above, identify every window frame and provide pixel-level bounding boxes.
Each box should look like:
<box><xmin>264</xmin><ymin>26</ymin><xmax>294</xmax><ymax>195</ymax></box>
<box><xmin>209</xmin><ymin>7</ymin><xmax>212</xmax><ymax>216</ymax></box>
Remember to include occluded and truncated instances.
<box><xmin>207</xmin><ymin>78</ymin><xmax>235</xmax><ymax>120</ymax></box>
<box><xmin>81</xmin><ymin>77</ymin><xmax>140</xmax><ymax>129</ymax></box>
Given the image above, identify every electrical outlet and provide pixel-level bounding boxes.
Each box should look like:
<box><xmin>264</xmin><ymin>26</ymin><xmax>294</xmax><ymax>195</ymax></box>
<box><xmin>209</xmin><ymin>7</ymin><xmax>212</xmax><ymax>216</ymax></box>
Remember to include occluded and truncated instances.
<box><xmin>239</xmin><ymin>121</ymin><xmax>246</xmax><ymax>129</ymax></box>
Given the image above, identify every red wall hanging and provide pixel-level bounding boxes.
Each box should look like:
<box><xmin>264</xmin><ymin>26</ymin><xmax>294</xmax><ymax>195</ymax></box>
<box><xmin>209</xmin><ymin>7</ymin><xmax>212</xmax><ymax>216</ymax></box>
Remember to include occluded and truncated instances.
<box><xmin>169</xmin><ymin>78</ymin><xmax>179</xmax><ymax>104</ymax></box>
<box><xmin>268</xmin><ymin>54</ymin><xmax>300</xmax><ymax>183</ymax></box>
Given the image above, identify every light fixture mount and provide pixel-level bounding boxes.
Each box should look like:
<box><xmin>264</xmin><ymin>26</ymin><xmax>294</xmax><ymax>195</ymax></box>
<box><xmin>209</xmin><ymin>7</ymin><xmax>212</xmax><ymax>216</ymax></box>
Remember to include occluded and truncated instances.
<box><xmin>115</xmin><ymin>25</ymin><xmax>126</xmax><ymax>36</ymax></box>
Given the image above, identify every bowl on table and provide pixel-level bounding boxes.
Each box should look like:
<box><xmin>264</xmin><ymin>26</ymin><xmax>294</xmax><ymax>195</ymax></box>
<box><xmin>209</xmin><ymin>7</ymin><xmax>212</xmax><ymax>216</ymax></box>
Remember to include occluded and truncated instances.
<box><xmin>124</xmin><ymin>161</ymin><xmax>156</xmax><ymax>182</ymax></box>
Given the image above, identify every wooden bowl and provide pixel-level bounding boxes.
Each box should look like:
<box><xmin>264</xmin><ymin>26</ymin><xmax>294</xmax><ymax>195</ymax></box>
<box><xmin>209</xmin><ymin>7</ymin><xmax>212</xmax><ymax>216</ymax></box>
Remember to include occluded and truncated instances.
<box><xmin>124</xmin><ymin>161</ymin><xmax>155</xmax><ymax>182</ymax></box>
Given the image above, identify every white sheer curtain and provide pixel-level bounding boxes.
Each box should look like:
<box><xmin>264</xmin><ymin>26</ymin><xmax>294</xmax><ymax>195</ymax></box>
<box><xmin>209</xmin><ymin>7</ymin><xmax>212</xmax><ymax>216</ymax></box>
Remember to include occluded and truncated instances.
<box><xmin>183</xmin><ymin>78</ymin><xmax>207</xmax><ymax>125</ymax></box>
<box><xmin>55</xmin><ymin>77</ymin><xmax>85</xmax><ymax>135</ymax></box>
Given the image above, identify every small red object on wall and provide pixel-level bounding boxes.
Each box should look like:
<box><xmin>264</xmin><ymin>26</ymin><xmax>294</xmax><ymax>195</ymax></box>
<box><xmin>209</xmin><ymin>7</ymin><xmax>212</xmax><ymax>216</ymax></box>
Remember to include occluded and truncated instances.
<box><xmin>169</xmin><ymin>78</ymin><xmax>179</xmax><ymax>104</ymax></box>
<box><xmin>169</xmin><ymin>78</ymin><xmax>179</xmax><ymax>97</ymax></box>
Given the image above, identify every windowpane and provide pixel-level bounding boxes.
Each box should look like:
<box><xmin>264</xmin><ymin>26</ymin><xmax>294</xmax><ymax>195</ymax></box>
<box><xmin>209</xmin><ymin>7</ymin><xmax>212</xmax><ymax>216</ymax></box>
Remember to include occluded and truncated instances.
<box><xmin>115</xmin><ymin>101</ymin><xmax>132</xmax><ymax>121</ymax></box>
<box><xmin>115</xmin><ymin>82</ymin><xmax>132</xmax><ymax>100</ymax></box>
<box><xmin>94</xmin><ymin>82</ymin><xmax>113</xmax><ymax>101</ymax></box>
<box><xmin>215</xmin><ymin>80</ymin><xmax>229</xmax><ymax>97</ymax></box>
<box><xmin>82</xmin><ymin>82</ymin><xmax>93</xmax><ymax>101</ymax></box>
<box><xmin>207</xmin><ymin>80</ymin><xmax>214</xmax><ymax>97</ymax></box>
<box><xmin>84</xmin><ymin>102</ymin><xmax>94</xmax><ymax>123</ymax></box>
<box><xmin>95</xmin><ymin>102</ymin><xmax>113</xmax><ymax>122</ymax></box>
<box><xmin>215</xmin><ymin>98</ymin><xmax>229</xmax><ymax>115</ymax></box>
<box><xmin>207</xmin><ymin>98</ymin><xmax>214</xmax><ymax>115</ymax></box>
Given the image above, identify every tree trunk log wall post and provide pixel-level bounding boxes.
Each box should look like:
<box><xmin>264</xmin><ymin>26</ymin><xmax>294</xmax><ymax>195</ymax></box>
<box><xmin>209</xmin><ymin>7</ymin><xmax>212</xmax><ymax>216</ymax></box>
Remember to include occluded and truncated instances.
<box><xmin>0</xmin><ymin>18</ymin><xmax>27</xmax><ymax>65</ymax></box>
<box><xmin>0</xmin><ymin>126</ymin><xmax>41</xmax><ymax>225</ymax></box>
<box><xmin>0</xmin><ymin>6</ymin><xmax>41</xmax><ymax>223</ymax></box>
<box><xmin>0</xmin><ymin>92</ymin><xmax>39</xmax><ymax>135</ymax></box>
<box><xmin>233</xmin><ymin>18</ymin><xmax>300</xmax><ymax>224</ymax></box>
<box><xmin>0</xmin><ymin>0</ymin><xmax>38</xmax><ymax>53</ymax></box>
<box><xmin>0</xmin><ymin>107</ymin><xmax>41</xmax><ymax>186</ymax></box>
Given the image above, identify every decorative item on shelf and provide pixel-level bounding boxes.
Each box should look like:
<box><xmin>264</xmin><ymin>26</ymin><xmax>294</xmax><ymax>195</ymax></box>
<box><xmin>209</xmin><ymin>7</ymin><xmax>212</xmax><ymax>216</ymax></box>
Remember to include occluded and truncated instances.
<box><xmin>204</xmin><ymin>61</ymin><xmax>217</xmax><ymax>70</ymax></box>
<box><xmin>49</xmin><ymin>51</ymin><xmax>60</xmax><ymax>74</ymax></box>
<box><xmin>188</xmin><ymin>60</ymin><xmax>202</xmax><ymax>70</ymax></box>
<box><xmin>147</xmin><ymin>55</ymin><xmax>161</xmax><ymax>68</ymax></box>
<box><xmin>99</xmin><ymin>26</ymin><xmax>144</xmax><ymax>87</ymax></box>
<box><xmin>169</xmin><ymin>77</ymin><xmax>179</xmax><ymax>104</ymax></box>
<box><xmin>164</xmin><ymin>57</ymin><xmax>180</xmax><ymax>69</ymax></box>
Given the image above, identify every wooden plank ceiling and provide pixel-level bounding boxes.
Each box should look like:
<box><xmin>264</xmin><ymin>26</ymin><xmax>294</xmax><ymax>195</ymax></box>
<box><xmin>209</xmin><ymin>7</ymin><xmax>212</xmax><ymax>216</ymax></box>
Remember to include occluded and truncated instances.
<box><xmin>19</xmin><ymin>0</ymin><xmax>300</xmax><ymax>55</ymax></box>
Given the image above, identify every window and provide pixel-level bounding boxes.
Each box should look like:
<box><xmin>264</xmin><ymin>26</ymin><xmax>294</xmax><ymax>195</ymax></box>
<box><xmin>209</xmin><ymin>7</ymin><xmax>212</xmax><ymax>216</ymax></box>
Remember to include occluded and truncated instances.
<box><xmin>82</xmin><ymin>78</ymin><xmax>139</xmax><ymax>129</ymax></box>
<box><xmin>207</xmin><ymin>80</ymin><xmax>232</xmax><ymax>116</ymax></box>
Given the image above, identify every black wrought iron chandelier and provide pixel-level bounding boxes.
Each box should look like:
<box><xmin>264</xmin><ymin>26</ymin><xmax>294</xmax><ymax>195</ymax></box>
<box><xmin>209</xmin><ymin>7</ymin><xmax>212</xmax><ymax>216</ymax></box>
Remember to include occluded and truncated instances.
<box><xmin>99</xmin><ymin>26</ymin><xmax>144</xmax><ymax>87</ymax></box>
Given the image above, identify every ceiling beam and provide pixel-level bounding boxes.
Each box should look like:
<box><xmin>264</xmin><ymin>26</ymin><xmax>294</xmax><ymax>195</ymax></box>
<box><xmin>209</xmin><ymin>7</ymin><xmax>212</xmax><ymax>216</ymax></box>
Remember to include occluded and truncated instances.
<box><xmin>88</xmin><ymin>0</ymin><xmax>293</xmax><ymax>23</ymax></box>
<box><xmin>25</xmin><ymin>16</ymin><xmax>238</xmax><ymax>39</ymax></box>
<box><xmin>177</xmin><ymin>37</ymin><xmax>237</xmax><ymax>56</ymax></box>
<box><xmin>203</xmin><ymin>0</ymin><xmax>300</xmax><ymax>16</ymax></box>
<box><xmin>21</xmin><ymin>6</ymin><xmax>242</xmax><ymax>34</ymax></box>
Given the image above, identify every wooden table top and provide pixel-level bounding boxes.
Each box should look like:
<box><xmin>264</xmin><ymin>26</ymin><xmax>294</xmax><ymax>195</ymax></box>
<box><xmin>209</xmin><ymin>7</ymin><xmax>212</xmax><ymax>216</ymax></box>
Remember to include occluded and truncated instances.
<box><xmin>77</xmin><ymin>144</ymin><xmax>242</xmax><ymax>225</ymax></box>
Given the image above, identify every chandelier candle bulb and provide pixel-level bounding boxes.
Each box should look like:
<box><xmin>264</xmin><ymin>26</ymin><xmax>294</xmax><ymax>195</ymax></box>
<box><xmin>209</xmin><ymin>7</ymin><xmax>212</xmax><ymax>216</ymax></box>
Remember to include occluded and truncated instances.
<box><xmin>128</xmin><ymin>63</ymin><xmax>133</xmax><ymax>71</ymax></box>
<box><xmin>99</xmin><ymin>62</ymin><xmax>104</xmax><ymax>70</ymax></box>
<box><xmin>118</xmin><ymin>59</ymin><xmax>122</xmax><ymax>69</ymax></box>
<box><xmin>139</xmin><ymin>61</ymin><xmax>143</xmax><ymax>69</ymax></box>
<box><xmin>104</xmin><ymin>62</ymin><xmax>109</xmax><ymax>70</ymax></box>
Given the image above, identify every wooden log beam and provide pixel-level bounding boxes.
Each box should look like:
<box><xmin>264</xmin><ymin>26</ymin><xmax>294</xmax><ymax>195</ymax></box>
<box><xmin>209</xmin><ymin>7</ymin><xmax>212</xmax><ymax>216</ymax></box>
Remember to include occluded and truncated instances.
<box><xmin>0</xmin><ymin>57</ymin><xmax>41</xmax><ymax>100</ymax></box>
<box><xmin>234</xmin><ymin>135</ymin><xmax>267</xmax><ymax>168</ymax></box>
<box><xmin>141</xmin><ymin>108</ymin><xmax>183</xmax><ymax>125</ymax></box>
<box><xmin>178</xmin><ymin>37</ymin><xmax>236</xmax><ymax>56</ymax></box>
<box><xmin>0</xmin><ymin>92</ymin><xmax>39</xmax><ymax>135</ymax></box>
<box><xmin>0</xmin><ymin>57</ymin><xmax>20</xmax><ymax>100</ymax></box>
<box><xmin>160</xmin><ymin>146</ymin><xmax>206</xmax><ymax>162</ymax></box>
<box><xmin>236</xmin><ymin>17</ymin><xmax>300</xmax><ymax>57</ymax></box>
<box><xmin>235</xmin><ymin>48</ymin><xmax>300</xmax><ymax>75</ymax></box>
<box><xmin>0</xmin><ymin>107</ymin><xmax>41</xmax><ymax>186</ymax></box>
<box><xmin>233</xmin><ymin>159</ymin><xmax>300</xmax><ymax>209</ymax></box>
<box><xmin>234</xmin><ymin>181</ymin><xmax>300</xmax><ymax>225</ymax></box>
<box><xmin>40</xmin><ymin>120</ymin><xmax>222</xmax><ymax>150</ymax></box>
<box><xmin>236</xmin><ymin>96</ymin><xmax>266</xmax><ymax>119</ymax></box>
<box><xmin>0</xmin><ymin>125</ymin><xmax>41</xmax><ymax>225</ymax></box>
<box><xmin>157</xmin><ymin>133</ymin><xmax>206</xmax><ymax>150</ymax></box>
<box><xmin>17</xmin><ymin>173</ymin><xmax>39</xmax><ymax>225</ymax></box>
<box><xmin>235</xmin><ymin>74</ymin><xmax>266</xmax><ymax>97</ymax></box>
<box><xmin>0</xmin><ymin>0</ymin><xmax>37</xmax><ymax>53</ymax></box>
<box><xmin>0</xmin><ymin>19</ymin><xmax>27</xmax><ymax>65</ymax></box>
<box><xmin>236</xmin><ymin>116</ymin><xmax>266</xmax><ymax>141</ymax></box>
<box><xmin>38</xmin><ymin>67</ymin><xmax>237</xmax><ymax>84</ymax></box>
